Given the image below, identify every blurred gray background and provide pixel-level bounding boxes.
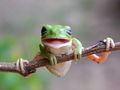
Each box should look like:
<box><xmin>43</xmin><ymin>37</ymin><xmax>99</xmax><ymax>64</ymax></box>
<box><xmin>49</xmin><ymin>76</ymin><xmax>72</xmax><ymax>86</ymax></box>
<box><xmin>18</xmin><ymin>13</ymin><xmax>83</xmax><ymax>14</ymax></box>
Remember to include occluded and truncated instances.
<box><xmin>0</xmin><ymin>0</ymin><xmax>120</xmax><ymax>90</ymax></box>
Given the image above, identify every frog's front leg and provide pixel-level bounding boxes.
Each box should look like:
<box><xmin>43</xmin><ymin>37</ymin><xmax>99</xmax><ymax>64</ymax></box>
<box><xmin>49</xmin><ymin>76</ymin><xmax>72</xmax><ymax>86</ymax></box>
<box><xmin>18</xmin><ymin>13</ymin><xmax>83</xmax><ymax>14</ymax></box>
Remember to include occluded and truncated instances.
<box><xmin>46</xmin><ymin>53</ymin><xmax>57</xmax><ymax>65</ymax></box>
<box><xmin>87</xmin><ymin>37</ymin><xmax>115</xmax><ymax>63</ymax></box>
<box><xmin>39</xmin><ymin>43</ymin><xmax>57</xmax><ymax>65</ymax></box>
<box><xmin>72</xmin><ymin>38</ymin><xmax>83</xmax><ymax>61</ymax></box>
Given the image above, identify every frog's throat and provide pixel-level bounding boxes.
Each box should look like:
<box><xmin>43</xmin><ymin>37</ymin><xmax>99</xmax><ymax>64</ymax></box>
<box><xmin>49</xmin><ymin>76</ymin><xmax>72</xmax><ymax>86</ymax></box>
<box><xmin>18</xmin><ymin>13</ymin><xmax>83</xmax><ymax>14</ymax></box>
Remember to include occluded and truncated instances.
<box><xmin>43</xmin><ymin>40</ymin><xmax>72</xmax><ymax>48</ymax></box>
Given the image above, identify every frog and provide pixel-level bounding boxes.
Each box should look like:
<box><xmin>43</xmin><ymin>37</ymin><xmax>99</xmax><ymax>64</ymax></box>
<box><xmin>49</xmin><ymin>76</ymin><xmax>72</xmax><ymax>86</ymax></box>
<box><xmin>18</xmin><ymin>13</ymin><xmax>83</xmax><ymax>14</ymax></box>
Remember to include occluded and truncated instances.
<box><xmin>37</xmin><ymin>25</ymin><xmax>115</xmax><ymax>77</ymax></box>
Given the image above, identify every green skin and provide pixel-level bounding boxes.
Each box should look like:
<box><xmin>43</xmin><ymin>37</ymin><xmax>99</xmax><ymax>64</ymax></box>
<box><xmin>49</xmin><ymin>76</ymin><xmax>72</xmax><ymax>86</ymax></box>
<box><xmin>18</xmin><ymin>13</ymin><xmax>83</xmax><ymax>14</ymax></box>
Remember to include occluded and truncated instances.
<box><xmin>39</xmin><ymin>25</ymin><xmax>83</xmax><ymax>65</ymax></box>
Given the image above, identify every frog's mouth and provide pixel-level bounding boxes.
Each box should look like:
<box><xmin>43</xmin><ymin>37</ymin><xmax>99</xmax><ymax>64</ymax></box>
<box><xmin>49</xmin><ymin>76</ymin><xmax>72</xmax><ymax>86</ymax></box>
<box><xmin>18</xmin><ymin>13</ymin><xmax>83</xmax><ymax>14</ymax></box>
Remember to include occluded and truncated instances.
<box><xmin>42</xmin><ymin>38</ymin><xmax>72</xmax><ymax>48</ymax></box>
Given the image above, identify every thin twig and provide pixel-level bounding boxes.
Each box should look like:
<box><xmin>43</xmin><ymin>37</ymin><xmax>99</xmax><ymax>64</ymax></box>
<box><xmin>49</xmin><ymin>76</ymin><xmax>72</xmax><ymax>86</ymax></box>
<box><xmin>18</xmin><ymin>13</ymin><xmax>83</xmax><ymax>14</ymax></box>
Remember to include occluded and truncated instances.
<box><xmin>0</xmin><ymin>42</ymin><xmax>120</xmax><ymax>77</ymax></box>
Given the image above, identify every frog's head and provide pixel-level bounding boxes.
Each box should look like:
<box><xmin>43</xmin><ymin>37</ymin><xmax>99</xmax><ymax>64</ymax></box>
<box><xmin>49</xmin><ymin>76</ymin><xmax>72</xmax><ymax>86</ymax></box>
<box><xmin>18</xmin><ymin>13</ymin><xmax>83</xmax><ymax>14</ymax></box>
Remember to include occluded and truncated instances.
<box><xmin>41</xmin><ymin>25</ymin><xmax>72</xmax><ymax>48</ymax></box>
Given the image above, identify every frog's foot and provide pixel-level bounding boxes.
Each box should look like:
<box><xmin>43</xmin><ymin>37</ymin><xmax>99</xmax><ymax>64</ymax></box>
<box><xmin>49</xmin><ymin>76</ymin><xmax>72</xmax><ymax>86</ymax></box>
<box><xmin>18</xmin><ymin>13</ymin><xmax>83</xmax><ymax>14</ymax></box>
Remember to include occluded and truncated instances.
<box><xmin>16</xmin><ymin>58</ymin><xmax>29</xmax><ymax>73</ymax></box>
<box><xmin>87</xmin><ymin>37</ymin><xmax>115</xmax><ymax>64</ymax></box>
<box><xmin>74</xmin><ymin>49</ymin><xmax>82</xmax><ymax>61</ymax></box>
<box><xmin>48</xmin><ymin>54</ymin><xmax>57</xmax><ymax>65</ymax></box>
<box><xmin>16</xmin><ymin>58</ymin><xmax>35</xmax><ymax>78</ymax></box>
<box><xmin>104</xmin><ymin>37</ymin><xmax>115</xmax><ymax>50</ymax></box>
<box><xmin>96</xmin><ymin>37</ymin><xmax>115</xmax><ymax>63</ymax></box>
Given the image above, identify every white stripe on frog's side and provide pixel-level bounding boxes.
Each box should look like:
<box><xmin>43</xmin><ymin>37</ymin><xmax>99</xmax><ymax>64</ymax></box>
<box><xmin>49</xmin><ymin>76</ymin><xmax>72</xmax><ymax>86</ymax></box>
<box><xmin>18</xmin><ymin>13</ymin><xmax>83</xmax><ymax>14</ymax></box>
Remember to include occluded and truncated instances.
<box><xmin>43</xmin><ymin>40</ymin><xmax>72</xmax><ymax>48</ymax></box>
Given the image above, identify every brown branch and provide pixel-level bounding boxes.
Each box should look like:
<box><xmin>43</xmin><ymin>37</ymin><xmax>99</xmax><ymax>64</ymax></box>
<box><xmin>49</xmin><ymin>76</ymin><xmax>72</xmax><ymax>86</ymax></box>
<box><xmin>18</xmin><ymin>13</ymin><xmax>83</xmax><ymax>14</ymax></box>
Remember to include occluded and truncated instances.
<box><xmin>0</xmin><ymin>42</ymin><xmax>120</xmax><ymax>77</ymax></box>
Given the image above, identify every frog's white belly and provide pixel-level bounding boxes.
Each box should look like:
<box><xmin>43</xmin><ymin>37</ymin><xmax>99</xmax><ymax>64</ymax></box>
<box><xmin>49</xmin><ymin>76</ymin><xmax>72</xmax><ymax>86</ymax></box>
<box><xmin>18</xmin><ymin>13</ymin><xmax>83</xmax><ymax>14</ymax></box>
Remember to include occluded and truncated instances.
<box><xmin>45</xmin><ymin>41</ymin><xmax>73</xmax><ymax>77</ymax></box>
<box><xmin>46</xmin><ymin>61</ymin><xmax>72</xmax><ymax>77</ymax></box>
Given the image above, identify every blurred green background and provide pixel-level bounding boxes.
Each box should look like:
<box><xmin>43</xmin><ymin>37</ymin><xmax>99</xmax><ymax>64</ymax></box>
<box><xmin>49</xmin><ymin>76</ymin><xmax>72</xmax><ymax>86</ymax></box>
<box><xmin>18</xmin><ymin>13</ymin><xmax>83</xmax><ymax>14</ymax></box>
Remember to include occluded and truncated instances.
<box><xmin>0</xmin><ymin>0</ymin><xmax>120</xmax><ymax>90</ymax></box>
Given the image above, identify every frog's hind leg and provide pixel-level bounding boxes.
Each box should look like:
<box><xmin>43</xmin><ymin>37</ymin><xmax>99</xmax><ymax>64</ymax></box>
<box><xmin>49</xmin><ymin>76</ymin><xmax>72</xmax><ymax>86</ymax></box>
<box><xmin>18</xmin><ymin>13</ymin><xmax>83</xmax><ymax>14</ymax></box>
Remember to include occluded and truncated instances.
<box><xmin>87</xmin><ymin>53</ymin><xmax>109</xmax><ymax>63</ymax></box>
<box><xmin>87</xmin><ymin>37</ymin><xmax>115</xmax><ymax>64</ymax></box>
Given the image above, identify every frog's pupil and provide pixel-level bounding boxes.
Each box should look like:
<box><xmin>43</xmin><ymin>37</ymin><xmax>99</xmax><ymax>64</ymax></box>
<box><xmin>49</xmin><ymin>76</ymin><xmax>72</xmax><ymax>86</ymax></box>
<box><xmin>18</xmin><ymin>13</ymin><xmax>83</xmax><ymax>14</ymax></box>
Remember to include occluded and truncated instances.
<box><xmin>41</xmin><ymin>27</ymin><xmax>47</xmax><ymax>35</ymax></box>
<box><xmin>66</xmin><ymin>29</ymin><xmax>72</xmax><ymax>35</ymax></box>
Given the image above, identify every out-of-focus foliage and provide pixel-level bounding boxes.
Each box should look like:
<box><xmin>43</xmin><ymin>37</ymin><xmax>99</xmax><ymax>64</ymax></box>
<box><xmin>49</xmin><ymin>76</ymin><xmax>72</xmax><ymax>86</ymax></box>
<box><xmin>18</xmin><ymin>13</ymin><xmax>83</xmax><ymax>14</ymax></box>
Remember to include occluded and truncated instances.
<box><xmin>0</xmin><ymin>0</ymin><xmax>120</xmax><ymax>90</ymax></box>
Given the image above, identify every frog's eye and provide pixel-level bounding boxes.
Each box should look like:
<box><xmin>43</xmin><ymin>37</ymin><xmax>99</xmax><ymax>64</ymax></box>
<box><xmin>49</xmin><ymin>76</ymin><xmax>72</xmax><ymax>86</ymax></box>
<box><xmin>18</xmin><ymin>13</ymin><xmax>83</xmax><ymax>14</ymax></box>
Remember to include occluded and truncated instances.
<box><xmin>41</xmin><ymin>27</ymin><xmax>47</xmax><ymax>35</ymax></box>
<box><xmin>66</xmin><ymin>29</ymin><xmax>72</xmax><ymax>35</ymax></box>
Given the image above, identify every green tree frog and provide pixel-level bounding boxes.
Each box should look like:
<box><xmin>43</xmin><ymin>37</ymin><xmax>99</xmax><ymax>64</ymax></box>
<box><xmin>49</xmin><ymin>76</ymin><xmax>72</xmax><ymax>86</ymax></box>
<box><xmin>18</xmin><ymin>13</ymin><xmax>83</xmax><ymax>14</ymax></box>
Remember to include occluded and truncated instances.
<box><xmin>36</xmin><ymin>25</ymin><xmax>115</xmax><ymax>77</ymax></box>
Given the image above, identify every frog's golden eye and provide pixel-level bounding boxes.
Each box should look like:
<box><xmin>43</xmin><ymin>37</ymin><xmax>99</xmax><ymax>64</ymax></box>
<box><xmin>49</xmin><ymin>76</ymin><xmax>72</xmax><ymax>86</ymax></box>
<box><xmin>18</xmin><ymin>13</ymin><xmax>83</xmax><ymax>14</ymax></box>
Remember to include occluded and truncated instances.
<box><xmin>66</xmin><ymin>29</ymin><xmax>72</xmax><ymax>35</ymax></box>
<box><xmin>41</xmin><ymin>27</ymin><xmax>47</xmax><ymax>35</ymax></box>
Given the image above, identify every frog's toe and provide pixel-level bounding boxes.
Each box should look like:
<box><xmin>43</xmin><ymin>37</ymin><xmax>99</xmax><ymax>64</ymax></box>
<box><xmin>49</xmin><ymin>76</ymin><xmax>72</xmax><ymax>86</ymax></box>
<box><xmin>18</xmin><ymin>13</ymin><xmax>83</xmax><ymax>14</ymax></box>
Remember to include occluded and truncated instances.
<box><xmin>78</xmin><ymin>54</ymin><xmax>81</xmax><ymax>59</ymax></box>
<box><xmin>53</xmin><ymin>56</ymin><xmax>57</xmax><ymax>65</ymax></box>
<box><xmin>49</xmin><ymin>55</ymin><xmax>57</xmax><ymax>65</ymax></box>
<box><xmin>49</xmin><ymin>56</ymin><xmax>53</xmax><ymax>65</ymax></box>
<box><xmin>110</xmin><ymin>39</ymin><xmax>115</xmax><ymax>48</ymax></box>
<box><xmin>74</xmin><ymin>51</ymin><xmax>82</xmax><ymax>61</ymax></box>
<box><xmin>74</xmin><ymin>51</ymin><xmax>78</xmax><ymax>61</ymax></box>
<box><xmin>104</xmin><ymin>37</ymin><xmax>115</xmax><ymax>51</ymax></box>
